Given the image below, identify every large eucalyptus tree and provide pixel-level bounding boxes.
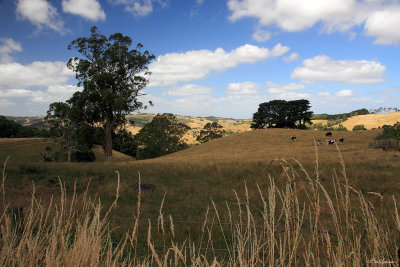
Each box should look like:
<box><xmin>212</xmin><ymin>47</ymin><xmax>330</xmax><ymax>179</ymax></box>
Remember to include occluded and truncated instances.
<box><xmin>66</xmin><ymin>26</ymin><xmax>155</xmax><ymax>161</ymax></box>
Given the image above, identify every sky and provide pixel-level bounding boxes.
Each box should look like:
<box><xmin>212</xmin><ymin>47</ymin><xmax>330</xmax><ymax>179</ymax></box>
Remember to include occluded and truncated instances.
<box><xmin>0</xmin><ymin>0</ymin><xmax>400</xmax><ymax>119</ymax></box>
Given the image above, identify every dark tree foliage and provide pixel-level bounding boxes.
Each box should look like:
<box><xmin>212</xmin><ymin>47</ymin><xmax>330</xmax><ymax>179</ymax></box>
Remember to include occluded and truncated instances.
<box><xmin>134</xmin><ymin>114</ymin><xmax>190</xmax><ymax>160</ymax></box>
<box><xmin>312</xmin><ymin>108</ymin><xmax>369</xmax><ymax>120</ymax></box>
<box><xmin>66</xmin><ymin>26</ymin><xmax>155</xmax><ymax>162</ymax></box>
<box><xmin>94</xmin><ymin>127</ymin><xmax>137</xmax><ymax>157</ymax></box>
<box><xmin>196</xmin><ymin>122</ymin><xmax>225</xmax><ymax>144</ymax></box>
<box><xmin>46</xmin><ymin>102</ymin><xmax>96</xmax><ymax>162</ymax></box>
<box><xmin>376</xmin><ymin>122</ymin><xmax>400</xmax><ymax>140</ymax></box>
<box><xmin>251</xmin><ymin>99</ymin><xmax>313</xmax><ymax>129</ymax></box>
<box><xmin>0</xmin><ymin>116</ymin><xmax>49</xmax><ymax>138</ymax></box>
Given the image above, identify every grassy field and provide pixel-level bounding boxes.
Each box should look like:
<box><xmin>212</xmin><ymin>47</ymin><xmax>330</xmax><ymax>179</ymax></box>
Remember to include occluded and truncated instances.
<box><xmin>1</xmin><ymin>128</ymin><xmax>400</xmax><ymax>265</ymax></box>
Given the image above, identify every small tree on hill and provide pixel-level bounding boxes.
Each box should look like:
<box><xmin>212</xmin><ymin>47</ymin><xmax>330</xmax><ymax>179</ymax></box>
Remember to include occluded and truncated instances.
<box><xmin>196</xmin><ymin>122</ymin><xmax>225</xmax><ymax>143</ymax></box>
<box><xmin>134</xmin><ymin>114</ymin><xmax>190</xmax><ymax>159</ymax></box>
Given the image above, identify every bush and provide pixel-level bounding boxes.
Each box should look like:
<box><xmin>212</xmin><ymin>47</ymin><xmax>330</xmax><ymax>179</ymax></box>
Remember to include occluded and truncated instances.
<box><xmin>353</xmin><ymin>124</ymin><xmax>366</xmax><ymax>131</ymax></box>
<box><xmin>72</xmin><ymin>150</ymin><xmax>96</xmax><ymax>162</ymax></box>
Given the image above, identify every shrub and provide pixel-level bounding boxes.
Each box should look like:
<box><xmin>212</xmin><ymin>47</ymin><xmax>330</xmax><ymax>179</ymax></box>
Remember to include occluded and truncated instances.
<box><xmin>353</xmin><ymin>124</ymin><xmax>366</xmax><ymax>131</ymax></box>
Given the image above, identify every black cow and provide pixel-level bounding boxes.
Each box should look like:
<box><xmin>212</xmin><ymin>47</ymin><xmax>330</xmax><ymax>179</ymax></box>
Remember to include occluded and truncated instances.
<box><xmin>131</xmin><ymin>183</ymin><xmax>156</xmax><ymax>192</ymax></box>
<box><xmin>291</xmin><ymin>136</ymin><xmax>297</xmax><ymax>142</ymax></box>
<box><xmin>338</xmin><ymin>138</ymin><xmax>344</xmax><ymax>144</ymax></box>
<box><xmin>326</xmin><ymin>132</ymin><xmax>332</xmax><ymax>137</ymax></box>
<box><xmin>326</xmin><ymin>140</ymin><xmax>336</xmax><ymax>145</ymax></box>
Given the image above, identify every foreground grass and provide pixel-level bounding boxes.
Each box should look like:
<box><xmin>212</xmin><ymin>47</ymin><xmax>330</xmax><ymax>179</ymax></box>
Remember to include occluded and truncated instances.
<box><xmin>1</xmin><ymin>147</ymin><xmax>400</xmax><ymax>266</ymax></box>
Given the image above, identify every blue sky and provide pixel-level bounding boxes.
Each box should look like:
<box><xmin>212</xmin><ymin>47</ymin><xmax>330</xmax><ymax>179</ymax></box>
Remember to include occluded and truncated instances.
<box><xmin>1</xmin><ymin>0</ymin><xmax>400</xmax><ymax>119</ymax></box>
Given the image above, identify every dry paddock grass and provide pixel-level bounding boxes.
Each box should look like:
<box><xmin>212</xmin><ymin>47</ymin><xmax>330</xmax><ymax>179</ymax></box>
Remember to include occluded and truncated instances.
<box><xmin>1</xmin><ymin>129</ymin><xmax>400</xmax><ymax>265</ymax></box>
<box><xmin>1</xmin><ymin>153</ymin><xmax>400</xmax><ymax>266</ymax></box>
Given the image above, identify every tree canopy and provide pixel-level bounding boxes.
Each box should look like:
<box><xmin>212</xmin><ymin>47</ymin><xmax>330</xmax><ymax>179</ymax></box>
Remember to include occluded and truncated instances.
<box><xmin>196</xmin><ymin>122</ymin><xmax>225</xmax><ymax>143</ymax></box>
<box><xmin>134</xmin><ymin>114</ymin><xmax>190</xmax><ymax>160</ymax></box>
<box><xmin>65</xmin><ymin>26</ymin><xmax>155</xmax><ymax>161</ymax></box>
<box><xmin>251</xmin><ymin>99</ymin><xmax>313</xmax><ymax>129</ymax></box>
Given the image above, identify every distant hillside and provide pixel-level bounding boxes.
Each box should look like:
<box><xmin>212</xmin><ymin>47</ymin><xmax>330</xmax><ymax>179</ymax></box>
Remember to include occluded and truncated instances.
<box><xmin>338</xmin><ymin>112</ymin><xmax>400</xmax><ymax>130</ymax></box>
<box><xmin>126</xmin><ymin>114</ymin><xmax>252</xmax><ymax>144</ymax></box>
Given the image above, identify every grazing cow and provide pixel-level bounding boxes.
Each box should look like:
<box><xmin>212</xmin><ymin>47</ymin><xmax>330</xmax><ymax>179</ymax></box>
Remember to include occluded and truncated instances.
<box><xmin>291</xmin><ymin>136</ymin><xmax>297</xmax><ymax>142</ymax></box>
<box><xmin>131</xmin><ymin>183</ymin><xmax>156</xmax><ymax>192</ymax></box>
<box><xmin>338</xmin><ymin>138</ymin><xmax>344</xmax><ymax>144</ymax></box>
<box><xmin>326</xmin><ymin>132</ymin><xmax>332</xmax><ymax>137</ymax></box>
<box><xmin>316</xmin><ymin>139</ymin><xmax>322</xmax><ymax>146</ymax></box>
<box><xmin>326</xmin><ymin>140</ymin><xmax>336</xmax><ymax>145</ymax></box>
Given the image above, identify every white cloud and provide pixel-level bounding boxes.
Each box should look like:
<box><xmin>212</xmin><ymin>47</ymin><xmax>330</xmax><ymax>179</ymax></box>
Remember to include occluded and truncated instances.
<box><xmin>0</xmin><ymin>61</ymin><xmax>73</xmax><ymax>88</ymax></box>
<box><xmin>291</xmin><ymin>55</ymin><xmax>386</xmax><ymax>84</ymax></box>
<box><xmin>252</xmin><ymin>29</ymin><xmax>271</xmax><ymax>42</ymax></box>
<box><xmin>283</xmin><ymin>52</ymin><xmax>299</xmax><ymax>63</ymax></box>
<box><xmin>0</xmin><ymin>85</ymin><xmax>80</xmax><ymax>104</ymax></box>
<box><xmin>364</xmin><ymin>7</ymin><xmax>400</xmax><ymax>45</ymax></box>
<box><xmin>335</xmin><ymin>89</ymin><xmax>354</xmax><ymax>97</ymax></box>
<box><xmin>16</xmin><ymin>0</ymin><xmax>64</xmax><ymax>33</ymax></box>
<box><xmin>148</xmin><ymin>43</ymin><xmax>289</xmax><ymax>86</ymax></box>
<box><xmin>266</xmin><ymin>81</ymin><xmax>305</xmax><ymax>94</ymax></box>
<box><xmin>317</xmin><ymin>92</ymin><xmax>331</xmax><ymax>97</ymax></box>
<box><xmin>0</xmin><ymin>38</ymin><xmax>22</xmax><ymax>63</ymax></box>
<box><xmin>226</xmin><ymin>82</ymin><xmax>260</xmax><ymax>95</ymax></box>
<box><xmin>62</xmin><ymin>0</ymin><xmax>106</xmax><ymax>21</ymax></box>
<box><xmin>111</xmin><ymin>0</ymin><xmax>168</xmax><ymax>17</ymax></box>
<box><xmin>276</xmin><ymin>92</ymin><xmax>311</xmax><ymax>100</ymax></box>
<box><xmin>168</xmin><ymin>84</ymin><xmax>214</xmax><ymax>96</ymax></box>
<box><xmin>227</xmin><ymin>0</ymin><xmax>400</xmax><ymax>45</ymax></box>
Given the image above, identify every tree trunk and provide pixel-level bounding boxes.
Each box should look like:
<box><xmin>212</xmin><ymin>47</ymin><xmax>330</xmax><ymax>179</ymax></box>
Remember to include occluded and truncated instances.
<box><xmin>105</xmin><ymin>121</ymin><xmax>113</xmax><ymax>162</ymax></box>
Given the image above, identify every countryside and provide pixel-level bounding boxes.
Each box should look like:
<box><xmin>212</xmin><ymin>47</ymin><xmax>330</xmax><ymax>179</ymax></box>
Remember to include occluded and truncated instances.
<box><xmin>2</xmin><ymin>1</ymin><xmax>400</xmax><ymax>266</ymax></box>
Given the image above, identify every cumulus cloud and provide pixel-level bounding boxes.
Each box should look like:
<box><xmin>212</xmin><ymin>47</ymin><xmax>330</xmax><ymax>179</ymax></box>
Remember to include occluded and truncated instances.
<box><xmin>364</xmin><ymin>7</ymin><xmax>400</xmax><ymax>45</ymax></box>
<box><xmin>291</xmin><ymin>55</ymin><xmax>386</xmax><ymax>84</ymax></box>
<box><xmin>284</xmin><ymin>52</ymin><xmax>299</xmax><ymax>63</ymax></box>
<box><xmin>148</xmin><ymin>43</ymin><xmax>289</xmax><ymax>86</ymax></box>
<box><xmin>335</xmin><ymin>89</ymin><xmax>354</xmax><ymax>97</ymax></box>
<box><xmin>62</xmin><ymin>0</ymin><xmax>106</xmax><ymax>21</ymax></box>
<box><xmin>111</xmin><ymin>0</ymin><xmax>168</xmax><ymax>17</ymax></box>
<box><xmin>0</xmin><ymin>38</ymin><xmax>22</xmax><ymax>63</ymax></box>
<box><xmin>0</xmin><ymin>61</ymin><xmax>73</xmax><ymax>88</ymax></box>
<box><xmin>266</xmin><ymin>81</ymin><xmax>305</xmax><ymax>94</ymax></box>
<box><xmin>227</xmin><ymin>0</ymin><xmax>400</xmax><ymax>45</ymax></box>
<box><xmin>226</xmin><ymin>82</ymin><xmax>260</xmax><ymax>95</ymax></box>
<box><xmin>168</xmin><ymin>84</ymin><xmax>214</xmax><ymax>96</ymax></box>
<box><xmin>16</xmin><ymin>0</ymin><xmax>65</xmax><ymax>33</ymax></box>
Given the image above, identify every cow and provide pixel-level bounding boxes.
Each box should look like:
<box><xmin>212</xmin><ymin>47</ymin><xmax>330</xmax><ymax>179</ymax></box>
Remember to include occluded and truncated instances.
<box><xmin>338</xmin><ymin>138</ymin><xmax>344</xmax><ymax>144</ymax></box>
<box><xmin>316</xmin><ymin>139</ymin><xmax>322</xmax><ymax>146</ymax></box>
<box><xmin>326</xmin><ymin>140</ymin><xmax>336</xmax><ymax>145</ymax></box>
<box><xmin>291</xmin><ymin>136</ymin><xmax>297</xmax><ymax>142</ymax></box>
<box><xmin>131</xmin><ymin>183</ymin><xmax>156</xmax><ymax>192</ymax></box>
<box><xmin>326</xmin><ymin>132</ymin><xmax>332</xmax><ymax>137</ymax></box>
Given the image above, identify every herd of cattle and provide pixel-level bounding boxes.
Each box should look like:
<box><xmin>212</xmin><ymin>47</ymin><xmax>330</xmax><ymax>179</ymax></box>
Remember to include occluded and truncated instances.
<box><xmin>290</xmin><ymin>132</ymin><xmax>344</xmax><ymax>145</ymax></box>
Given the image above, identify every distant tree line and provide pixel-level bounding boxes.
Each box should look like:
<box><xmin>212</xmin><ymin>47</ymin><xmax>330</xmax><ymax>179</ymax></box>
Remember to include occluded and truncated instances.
<box><xmin>251</xmin><ymin>99</ymin><xmax>313</xmax><ymax>129</ymax></box>
<box><xmin>369</xmin><ymin>107</ymin><xmax>399</xmax><ymax>114</ymax></box>
<box><xmin>311</xmin><ymin>108</ymin><xmax>369</xmax><ymax>120</ymax></box>
<box><xmin>0</xmin><ymin>116</ymin><xmax>49</xmax><ymax>138</ymax></box>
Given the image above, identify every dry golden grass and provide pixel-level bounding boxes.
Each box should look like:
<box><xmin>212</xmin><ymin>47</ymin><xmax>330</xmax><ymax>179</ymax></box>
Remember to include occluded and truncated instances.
<box><xmin>339</xmin><ymin>112</ymin><xmax>400</xmax><ymax>130</ymax></box>
<box><xmin>1</xmin><ymin>149</ymin><xmax>399</xmax><ymax>266</ymax></box>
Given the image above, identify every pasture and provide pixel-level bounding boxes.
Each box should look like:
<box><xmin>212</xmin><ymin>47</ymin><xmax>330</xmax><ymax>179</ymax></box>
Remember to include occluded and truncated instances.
<box><xmin>1</xmin><ymin>128</ymin><xmax>400</xmax><ymax>265</ymax></box>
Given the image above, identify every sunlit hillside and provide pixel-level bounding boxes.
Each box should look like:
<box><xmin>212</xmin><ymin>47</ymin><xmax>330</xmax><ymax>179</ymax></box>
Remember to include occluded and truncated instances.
<box><xmin>338</xmin><ymin>112</ymin><xmax>400</xmax><ymax>130</ymax></box>
<box><xmin>150</xmin><ymin>128</ymin><xmax>381</xmax><ymax>164</ymax></box>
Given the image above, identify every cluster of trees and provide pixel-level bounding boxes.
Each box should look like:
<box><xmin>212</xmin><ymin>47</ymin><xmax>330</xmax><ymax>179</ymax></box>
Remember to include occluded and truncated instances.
<box><xmin>311</xmin><ymin>108</ymin><xmax>369</xmax><ymax>121</ymax></box>
<box><xmin>196</xmin><ymin>122</ymin><xmax>225</xmax><ymax>143</ymax></box>
<box><xmin>47</xmin><ymin>26</ymin><xmax>154</xmax><ymax>162</ymax></box>
<box><xmin>0</xmin><ymin>116</ymin><xmax>49</xmax><ymax>138</ymax></box>
<box><xmin>251</xmin><ymin>100</ymin><xmax>313</xmax><ymax>129</ymax></box>
<box><xmin>309</xmin><ymin>122</ymin><xmax>348</xmax><ymax>131</ymax></box>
